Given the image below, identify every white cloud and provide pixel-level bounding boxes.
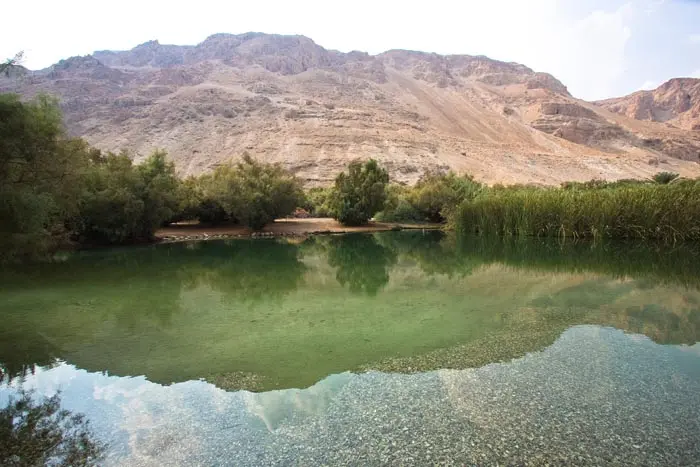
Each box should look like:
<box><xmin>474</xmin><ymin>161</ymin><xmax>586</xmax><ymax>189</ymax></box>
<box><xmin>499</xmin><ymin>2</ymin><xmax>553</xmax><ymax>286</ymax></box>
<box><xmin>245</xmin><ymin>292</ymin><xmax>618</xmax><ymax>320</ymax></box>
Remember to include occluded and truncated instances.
<box><xmin>692</xmin><ymin>69</ymin><xmax>700</xmax><ymax>78</ymax></box>
<box><xmin>689</xmin><ymin>33</ymin><xmax>700</xmax><ymax>44</ymax></box>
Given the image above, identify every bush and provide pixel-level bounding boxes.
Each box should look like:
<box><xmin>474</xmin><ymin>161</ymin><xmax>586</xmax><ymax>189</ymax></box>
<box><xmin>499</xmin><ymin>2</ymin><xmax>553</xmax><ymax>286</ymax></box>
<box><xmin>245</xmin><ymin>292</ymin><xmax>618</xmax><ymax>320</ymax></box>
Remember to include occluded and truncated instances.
<box><xmin>0</xmin><ymin>390</ymin><xmax>104</xmax><ymax>466</ymax></box>
<box><xmin>72</xmin><ymin>150</ymin><xmax>180</xmax><ymax>244</ymax></box>
<box><xmin>304</xmin><ymin>187</ymin><xmax>335</xmax><ymax>217</ymax></box>
<box><xmin>331</xmin><ymin>159</ymin><xmax>389</xmax><ymax>226</ymax></box>
<box><xmin>376</xmin><ymin>173</ymin><xmax>481</xmax><ymax>223</ymax></box>
<box><xmin>410</xmin><ymin>171</ymin><xmax>481</xmax><ymax>222</ymax></box>
<box><xmin>209</xmin><ymin>155</ymin><xmax>305</xmax><ymax>230</ymax></box>
<box><xmin>652</xmin><ymin>172</ymin><xmax>680</xmax><ymax>185</ymax></box>
<box><xmin>375</xmin><ymin>185</ymin><xmax>423</xmax><ymax>222</ymax></box>
<box><xmin>173</xmin><ymin>174</ymin><xmax>232</xmax><ymax>225</ymax></box>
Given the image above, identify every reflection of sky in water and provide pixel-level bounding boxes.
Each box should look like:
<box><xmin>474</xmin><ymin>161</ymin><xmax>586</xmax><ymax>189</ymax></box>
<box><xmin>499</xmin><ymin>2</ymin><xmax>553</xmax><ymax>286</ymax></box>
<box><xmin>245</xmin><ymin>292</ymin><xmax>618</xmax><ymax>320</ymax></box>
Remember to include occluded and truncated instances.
<box><xmin>2</xmin><ymin>326</ymin><xmax>700</xmax><ymax>466</ymax></box>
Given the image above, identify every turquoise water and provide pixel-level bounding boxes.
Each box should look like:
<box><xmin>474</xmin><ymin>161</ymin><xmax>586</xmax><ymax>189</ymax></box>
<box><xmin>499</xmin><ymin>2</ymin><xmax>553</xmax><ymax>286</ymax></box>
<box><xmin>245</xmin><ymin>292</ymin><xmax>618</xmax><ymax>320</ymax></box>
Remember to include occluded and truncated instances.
<box><xmin>1</xmin><ymin>232</ymin><xmax>700</xmax><ymax>464</ymax></box>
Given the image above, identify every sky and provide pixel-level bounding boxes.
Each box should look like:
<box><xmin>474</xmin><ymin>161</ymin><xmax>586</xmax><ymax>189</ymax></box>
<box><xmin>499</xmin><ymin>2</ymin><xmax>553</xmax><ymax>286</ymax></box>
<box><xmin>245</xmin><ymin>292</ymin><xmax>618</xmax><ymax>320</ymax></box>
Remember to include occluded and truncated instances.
<box><xmin>2</xmin><ymin>0</ymin><xmax>700</xmax><ymax>100</ymax></box>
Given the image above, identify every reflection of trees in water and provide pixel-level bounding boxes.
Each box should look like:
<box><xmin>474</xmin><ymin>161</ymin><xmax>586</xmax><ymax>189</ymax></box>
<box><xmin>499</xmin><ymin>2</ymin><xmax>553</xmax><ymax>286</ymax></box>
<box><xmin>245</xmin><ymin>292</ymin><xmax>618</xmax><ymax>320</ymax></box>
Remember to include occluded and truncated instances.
<box><xmin>0</xmin><ymin>331</ymin><xmax>60</xmax><ymax>381</ymax></box>
<box><xmin>455</xmin><ymin>236</ymin><xmax>700</xmax><ymax>289</ymax></box>
<box><xmin>325</xmin><ymin>234</ymin><xmax>398</xmax><ymax>296</ymax></box>
<box><xmin>0</xmin><ymin>390</ymin><xmax>105</xmax><ymax>465</ymax></box>
<box><xmin>0</xmin><ymin>239</ymin><xmax>308</xmax><ymax>379</ymax></box>
<box><xmin>177</xmin><ymin>239</ymin><xmax>306</xmax><ymax>303</ymax></box>
<box><xmin>2</xmin><ymin>233</ymin><xmax>700</xmax><ymax>384</ymax></box>
<box><xmin>375</xmin><ymin>230</ymin><xmax>479</xmax><ymax>277</ymax></box>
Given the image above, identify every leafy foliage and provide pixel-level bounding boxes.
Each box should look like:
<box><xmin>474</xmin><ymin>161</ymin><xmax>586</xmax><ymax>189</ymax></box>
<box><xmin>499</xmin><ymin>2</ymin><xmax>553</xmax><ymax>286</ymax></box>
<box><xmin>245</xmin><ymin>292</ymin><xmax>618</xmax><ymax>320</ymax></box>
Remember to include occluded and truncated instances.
<box><xmin>0</xmin><ymin>94</ymin><xmax>90</xmax><ymax>261</ymax></box>
<box><xmin>201</xmin><ymin>155</ymin><xmax>305</xmax><ymax>230</ymax></box>
<box><xmin>0</xmin><ymin>391</ymin><xmax>104</xmax><ymax>466</ymax></box>
<box><xmin>72</xmin><ymin>150</ymin><xmax>180</xmax><ymax>244</ymax></box>
<box><xmin>375</xmin><ymin>184</ymin><xmax>424</xmax><ymax>222</ymax></box>
<box><xmin>410</xmin><ymin>171</ymin><xmax>481</xmax><ymax>222</ymax></box>
<box><xmin>304</xmin><ymin>187</ymin><xmax>335</xmax><ymax>217</ymax></box>
<box><xmin>377</xmin><ymin>172</ymin><xmax>481</xmax><ymax>223</ymax></box>
<box><xmin>331</xmin><ymin>159</ymin><xmax>389</xmax><ymax>226</ymax></box>
<box><xmin>0</xmin><ymin>52</ymin><xmax>23</xmax><ymax>76</ymax></box>
<box><xmin>652</xmin><ymin>171</ymin><xmax>680</xmax><ymax>185</ymax></box>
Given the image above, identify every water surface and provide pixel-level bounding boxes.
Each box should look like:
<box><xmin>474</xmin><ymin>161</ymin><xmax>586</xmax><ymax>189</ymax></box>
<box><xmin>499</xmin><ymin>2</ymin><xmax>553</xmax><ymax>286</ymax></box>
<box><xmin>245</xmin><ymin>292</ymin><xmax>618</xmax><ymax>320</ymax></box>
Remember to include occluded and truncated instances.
<box><xmin>1</xmin><ymin>232</ymin><xmax>699</xmax><ymax>465</ymax></box>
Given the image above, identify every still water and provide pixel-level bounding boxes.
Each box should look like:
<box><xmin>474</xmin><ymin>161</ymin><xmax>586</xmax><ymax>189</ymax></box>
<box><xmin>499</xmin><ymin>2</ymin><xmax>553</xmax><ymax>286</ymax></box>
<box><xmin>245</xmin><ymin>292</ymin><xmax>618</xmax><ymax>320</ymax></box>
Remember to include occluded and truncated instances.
<box><xmin>1</xmin><ymin>232</ymin><xmax>699</xmax><ymax>465</ymax></box>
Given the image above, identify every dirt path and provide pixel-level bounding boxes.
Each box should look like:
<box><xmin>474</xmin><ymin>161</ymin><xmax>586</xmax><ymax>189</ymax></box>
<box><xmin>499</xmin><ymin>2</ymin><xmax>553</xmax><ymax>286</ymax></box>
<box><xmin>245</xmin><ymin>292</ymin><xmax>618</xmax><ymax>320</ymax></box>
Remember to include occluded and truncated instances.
<box><xmin>156</xmin><ymin>218</ymin><xmax>442</xmax><ymax>242</ymax></box>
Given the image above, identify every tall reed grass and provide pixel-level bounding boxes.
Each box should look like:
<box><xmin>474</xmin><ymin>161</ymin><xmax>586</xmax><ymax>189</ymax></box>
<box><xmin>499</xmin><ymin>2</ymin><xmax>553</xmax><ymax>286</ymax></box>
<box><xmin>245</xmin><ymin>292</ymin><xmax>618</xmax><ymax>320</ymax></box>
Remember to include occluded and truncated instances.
<box><xmin>454</xmin><ymin>179</ymin><xmax>700</xmax><ymax>242</ymax></box>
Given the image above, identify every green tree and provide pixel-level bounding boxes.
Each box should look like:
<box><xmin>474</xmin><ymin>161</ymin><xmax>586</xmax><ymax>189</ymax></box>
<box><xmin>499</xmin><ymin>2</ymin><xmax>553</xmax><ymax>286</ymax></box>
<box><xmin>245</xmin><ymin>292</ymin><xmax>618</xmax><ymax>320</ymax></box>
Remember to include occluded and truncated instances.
<box><xmin>304</xmin><ymin>187</ymin><xmax>334</xmax><ymax>217</ymax></box>
<box><xmin>136</xmin><ymin>149</ymin><xmax>180</xmax><ymax>229</ymax></box>
<box><xmin>331</xmin><ymin>159</ymin><xmax>389</xmax><ymax>226</ymax></box>
<box><xmin>211</xmin><ymin>155</ymin><xmax>305</xmax><ymax>230</ymax></box>
<box><xmin>410</xmin><ymin>171</ymin><xmax>481</xmax><ymax>222</ymax></box>
<box><xmin>73</xmin><ymin>150</ymin><xmax>180</xmax><ymax>244</ymax></box>
<box><xmin>0</xmin><ymin>94</ymin><xmax>89</xmax><ymax>261</ymax></box>
<box><xmin>0</xmin><ymin>391</ymin><xmax>104</xmax><ymax>466</ymax></box>
<box><xmin>173</xmin><ymin>174</ymin><xmax>231</xmax><ymax>225</ymax></box>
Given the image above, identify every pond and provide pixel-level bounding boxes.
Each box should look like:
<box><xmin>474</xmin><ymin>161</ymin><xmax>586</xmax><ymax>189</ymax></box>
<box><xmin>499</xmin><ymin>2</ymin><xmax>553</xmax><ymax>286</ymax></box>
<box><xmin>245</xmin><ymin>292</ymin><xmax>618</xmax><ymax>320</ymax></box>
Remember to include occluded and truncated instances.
<box><xmin>1</xmin><ymin>231</ymin><xmax>700</xmax><ymax>465</ymax></box>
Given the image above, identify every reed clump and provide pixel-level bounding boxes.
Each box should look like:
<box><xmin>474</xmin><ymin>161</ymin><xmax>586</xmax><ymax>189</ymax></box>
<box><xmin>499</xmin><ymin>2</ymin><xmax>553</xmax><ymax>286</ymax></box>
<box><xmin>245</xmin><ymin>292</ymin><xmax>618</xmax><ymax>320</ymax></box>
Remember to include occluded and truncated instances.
<box><xmin>454</xmin><ymin>179</ymin><xmax>700</xmax><ymax>242</ymax></box>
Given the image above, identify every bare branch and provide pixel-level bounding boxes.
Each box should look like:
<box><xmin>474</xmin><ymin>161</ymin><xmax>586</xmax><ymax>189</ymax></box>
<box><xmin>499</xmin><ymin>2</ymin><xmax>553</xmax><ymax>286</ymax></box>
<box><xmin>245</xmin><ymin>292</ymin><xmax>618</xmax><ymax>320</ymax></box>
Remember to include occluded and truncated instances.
<box><xmin>1</xmin><ymin>51</ymin><xmax>24</xmax><ymax>76</ymax></box>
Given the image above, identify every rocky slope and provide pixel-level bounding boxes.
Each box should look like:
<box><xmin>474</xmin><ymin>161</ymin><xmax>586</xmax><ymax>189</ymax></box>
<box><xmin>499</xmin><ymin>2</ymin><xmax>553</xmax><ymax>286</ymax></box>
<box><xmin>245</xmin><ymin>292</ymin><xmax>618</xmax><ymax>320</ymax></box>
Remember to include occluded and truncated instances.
<box><xmin>597</xmin><ymin>78</ymin><xmax>700</xmax><ymax>132</ymax></box>
<box><xmin>2</xmin><ymin>33</ymin><xmax>700</xmax><ymax>185</ymax></box>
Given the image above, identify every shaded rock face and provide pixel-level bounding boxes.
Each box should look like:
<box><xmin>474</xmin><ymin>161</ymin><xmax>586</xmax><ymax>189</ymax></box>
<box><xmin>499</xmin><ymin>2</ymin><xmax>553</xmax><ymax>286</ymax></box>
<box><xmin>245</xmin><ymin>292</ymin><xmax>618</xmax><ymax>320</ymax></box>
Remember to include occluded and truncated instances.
<box><xmin>3</xmin><ymin>33</ymin><xmax>700</xmax><ymax>185</ymax></box>
<box><xmin>597</xmin><ymin>78</ymin><xmax>700</xmax><ymax>131</ymax></box>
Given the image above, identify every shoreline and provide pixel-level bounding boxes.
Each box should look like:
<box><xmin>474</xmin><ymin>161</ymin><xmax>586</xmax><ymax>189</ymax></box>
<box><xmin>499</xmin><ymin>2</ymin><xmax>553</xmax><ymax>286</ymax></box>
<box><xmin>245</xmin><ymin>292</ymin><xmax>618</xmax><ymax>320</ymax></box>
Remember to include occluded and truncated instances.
<box><xmin>155</xmin><ymin>218</ymin><xmax>444</xmax><ymax>244</ymax></box>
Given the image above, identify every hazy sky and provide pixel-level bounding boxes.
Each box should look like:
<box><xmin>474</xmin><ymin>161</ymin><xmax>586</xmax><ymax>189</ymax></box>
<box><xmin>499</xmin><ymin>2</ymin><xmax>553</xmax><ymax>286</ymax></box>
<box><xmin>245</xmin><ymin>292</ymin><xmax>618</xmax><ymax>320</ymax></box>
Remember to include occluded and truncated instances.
<box><xmin>2</xmin><ymin>0</ymin><xmax>700</xmax><ymax>100</ymax></box>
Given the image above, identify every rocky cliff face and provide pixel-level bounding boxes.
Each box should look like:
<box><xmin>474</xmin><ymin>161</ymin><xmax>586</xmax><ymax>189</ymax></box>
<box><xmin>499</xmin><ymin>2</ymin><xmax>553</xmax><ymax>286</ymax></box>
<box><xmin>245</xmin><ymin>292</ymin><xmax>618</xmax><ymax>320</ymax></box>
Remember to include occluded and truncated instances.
<box><xmin>597</xmin><ymin>78</ymin><xmax>700</xmax><ymax>131</ymax></box>
<box><xmin>3</xmin><ymin>33</ymin><xmax>700</xmax><ymax>185</ymax></box>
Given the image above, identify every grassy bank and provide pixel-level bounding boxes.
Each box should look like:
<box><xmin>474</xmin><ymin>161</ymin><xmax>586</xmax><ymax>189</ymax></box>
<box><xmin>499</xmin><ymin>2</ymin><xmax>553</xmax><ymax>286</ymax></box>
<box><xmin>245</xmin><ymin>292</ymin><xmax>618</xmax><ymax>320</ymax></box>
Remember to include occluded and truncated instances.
<box><xmin>454</xmin><ymin>179</ymin><xmax>700</xmax><ymax>242</ymax></box>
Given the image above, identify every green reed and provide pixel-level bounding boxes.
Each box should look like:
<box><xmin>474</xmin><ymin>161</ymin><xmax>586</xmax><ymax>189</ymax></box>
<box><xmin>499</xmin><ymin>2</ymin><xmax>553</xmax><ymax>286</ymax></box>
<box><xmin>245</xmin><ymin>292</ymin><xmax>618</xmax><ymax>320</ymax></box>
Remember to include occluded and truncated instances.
<box><xmin>455</xmin><ymin>179</ymin><xmax>700</xmax><ymax>242</ymax></box>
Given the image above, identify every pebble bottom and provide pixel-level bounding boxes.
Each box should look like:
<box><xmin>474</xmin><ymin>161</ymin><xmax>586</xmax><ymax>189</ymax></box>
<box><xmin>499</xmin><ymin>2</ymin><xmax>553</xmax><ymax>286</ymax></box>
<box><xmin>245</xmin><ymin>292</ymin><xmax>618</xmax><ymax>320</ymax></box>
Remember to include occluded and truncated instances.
<box><xmin>3</xmin><ymin>326</ymin><xmax>699</xmax><ymax>466</ymax></box>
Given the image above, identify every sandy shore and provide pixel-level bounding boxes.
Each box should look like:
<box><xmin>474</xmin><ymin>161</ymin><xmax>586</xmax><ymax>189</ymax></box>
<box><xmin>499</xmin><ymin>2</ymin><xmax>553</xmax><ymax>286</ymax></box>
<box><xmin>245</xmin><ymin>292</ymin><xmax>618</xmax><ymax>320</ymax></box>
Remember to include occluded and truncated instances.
<box><xmin>156</xmin><ymin>218</ymin><xmax>442</xmax><ymax>242</ymax></box>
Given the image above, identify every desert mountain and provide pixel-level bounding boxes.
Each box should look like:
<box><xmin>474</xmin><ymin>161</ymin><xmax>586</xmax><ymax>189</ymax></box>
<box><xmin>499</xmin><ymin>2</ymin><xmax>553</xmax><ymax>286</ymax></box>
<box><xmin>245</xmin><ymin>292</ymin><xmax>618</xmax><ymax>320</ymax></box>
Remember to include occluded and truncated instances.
<box><xmin>3</xmin><ymin>32</ymin><xmax>700</xmax><ymax>185</ymax></box>
<box><xmin>596</xmin><ymin>78</ymin><xmax>700</xmax><ymax>132</ymax></box>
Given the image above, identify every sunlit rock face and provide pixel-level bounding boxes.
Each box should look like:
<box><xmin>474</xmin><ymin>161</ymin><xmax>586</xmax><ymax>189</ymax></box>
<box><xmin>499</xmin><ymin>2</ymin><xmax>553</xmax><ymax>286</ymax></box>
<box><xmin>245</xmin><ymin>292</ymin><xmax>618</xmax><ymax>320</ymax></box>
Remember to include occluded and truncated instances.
<box><xmin>3</xmin><ymin>34</ymin><xmax>700</xmax><ymax>185</ymax></box>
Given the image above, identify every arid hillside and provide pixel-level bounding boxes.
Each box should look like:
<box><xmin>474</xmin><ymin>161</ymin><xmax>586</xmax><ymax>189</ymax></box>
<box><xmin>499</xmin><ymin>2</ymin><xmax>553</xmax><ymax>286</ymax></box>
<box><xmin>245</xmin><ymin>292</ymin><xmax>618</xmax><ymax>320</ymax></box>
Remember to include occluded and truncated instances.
<box><xmin>596</xmin><ymin>78</ymin><xmax>700</xmax><ymax>134</ymax></box>
<box><xmin>3</xmin><ymin>33</ymin><xmax>700</xmax><ymax>185</ymax></box>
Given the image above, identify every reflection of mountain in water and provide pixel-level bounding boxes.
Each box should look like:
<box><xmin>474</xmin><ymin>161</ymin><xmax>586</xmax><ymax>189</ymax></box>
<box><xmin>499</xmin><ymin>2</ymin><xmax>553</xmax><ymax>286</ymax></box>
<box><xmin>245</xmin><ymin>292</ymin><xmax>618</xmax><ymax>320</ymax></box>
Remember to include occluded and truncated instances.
<box><xmin>0</xmin><ymin>232</ymin><xmax>699</xmax><ymax>388</ymax></box>
<box><xmin>2</xmin><ymin>326</ymin><xmax>699</xmax><ymax>465</ymax></box>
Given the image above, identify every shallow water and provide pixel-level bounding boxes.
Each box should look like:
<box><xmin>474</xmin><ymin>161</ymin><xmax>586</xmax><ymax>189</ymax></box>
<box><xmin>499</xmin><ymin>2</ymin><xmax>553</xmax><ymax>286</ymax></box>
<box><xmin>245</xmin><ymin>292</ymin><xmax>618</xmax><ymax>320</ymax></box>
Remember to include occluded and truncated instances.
<box><xmin>1</xmin><ymin>232</ymin><xmax>700</xmax><ymax>465</ymax></box>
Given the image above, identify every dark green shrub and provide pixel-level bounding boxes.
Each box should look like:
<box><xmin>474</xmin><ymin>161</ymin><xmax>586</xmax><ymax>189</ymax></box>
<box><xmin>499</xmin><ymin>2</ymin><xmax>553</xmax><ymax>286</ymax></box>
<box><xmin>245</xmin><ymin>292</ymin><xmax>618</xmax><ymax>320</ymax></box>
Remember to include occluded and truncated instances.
<box><xmin>331</xmin><ymin>159</ymin><xmax>389</xmax><ymax>226</ymax></box>
<box><xmin>208</xmin><ymin>155</ymin><xmax>305</xmax><ymax>230</ymax></box>
<box><xmin>375</xmin><ymin>185</ymin><xmax>423</xmax><ymax>222</ymax></box>
<box><xmin>410</xmin><ymin>171</ymin><xmax>481</xmax><ymax>222</ymax></box>
<box><xmin>652</xmin><ymin>172</ymin><xmax>680</xmax><ymax>185</ymax></box>
<box><xmin>304</xmin><ymin>187</ymin><xmax>335</xmax><ymax>217</ymax></box>
<box><xmin>73</xmin><ymin>150</ymin><xmax>180</xmax><ymax>244</ymax></box>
